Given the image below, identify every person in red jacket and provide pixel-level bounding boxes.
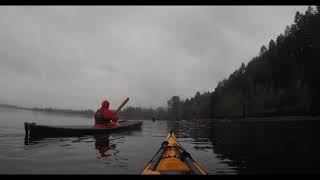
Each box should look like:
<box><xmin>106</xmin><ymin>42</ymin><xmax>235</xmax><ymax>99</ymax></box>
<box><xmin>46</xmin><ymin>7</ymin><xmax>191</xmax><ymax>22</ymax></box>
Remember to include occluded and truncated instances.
<box><xmin>94</xmin><ymin>100</ymin><xmax>119</xmax><ymax>128</ymax></box>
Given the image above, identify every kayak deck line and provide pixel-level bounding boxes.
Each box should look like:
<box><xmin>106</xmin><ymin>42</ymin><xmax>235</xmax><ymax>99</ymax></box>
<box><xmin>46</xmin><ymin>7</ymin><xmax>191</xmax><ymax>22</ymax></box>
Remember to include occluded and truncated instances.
<box><xmin>141</xmin><ymin>130</ymin><xmax>207</xmax><ymax>175</ymax></box>
<box><xmin>24</xmin><ymin>120</ymin><xmax>143</xmax><ymax>139</ymax></box>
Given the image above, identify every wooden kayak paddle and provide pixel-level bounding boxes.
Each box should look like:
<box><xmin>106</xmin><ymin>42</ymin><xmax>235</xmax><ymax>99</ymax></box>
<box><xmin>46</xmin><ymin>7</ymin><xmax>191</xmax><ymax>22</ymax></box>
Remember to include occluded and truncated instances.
<box><xmin>115</xmin><ymin>97</ymin><xmax>129</xmax><ymax>114</ymax></box>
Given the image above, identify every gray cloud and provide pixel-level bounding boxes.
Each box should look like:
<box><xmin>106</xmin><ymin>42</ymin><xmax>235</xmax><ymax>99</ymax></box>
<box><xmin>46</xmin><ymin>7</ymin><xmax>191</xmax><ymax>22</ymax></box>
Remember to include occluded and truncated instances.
<box><xmin>0</xmin><ymin>6</ymin><xmax>308</xmax><ymax>110</ymax></box>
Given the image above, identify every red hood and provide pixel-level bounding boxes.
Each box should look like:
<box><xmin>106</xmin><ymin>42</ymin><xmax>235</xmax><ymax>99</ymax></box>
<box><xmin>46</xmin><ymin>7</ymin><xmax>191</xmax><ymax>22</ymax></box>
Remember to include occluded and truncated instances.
<box><xmin>101</xmin><ymin>100</ymin><xmax>109</xmax><ymax>109</ymax></box>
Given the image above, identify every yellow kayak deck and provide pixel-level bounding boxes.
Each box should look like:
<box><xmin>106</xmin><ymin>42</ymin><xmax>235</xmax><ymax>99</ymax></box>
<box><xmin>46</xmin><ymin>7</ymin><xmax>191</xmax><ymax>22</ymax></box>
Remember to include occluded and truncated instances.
<box><xmin>141</xmin><ymin>131</ymin><xmax>207</xmax><ymax>175</ymax></box>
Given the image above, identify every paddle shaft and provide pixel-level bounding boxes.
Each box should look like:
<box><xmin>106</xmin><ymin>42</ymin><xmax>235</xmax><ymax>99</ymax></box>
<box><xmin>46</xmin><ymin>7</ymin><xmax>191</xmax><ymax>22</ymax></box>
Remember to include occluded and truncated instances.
<box><xmin>115</xmin><ymin>97</ymin><xmax>129</xmax><ymax>114</ymax></box>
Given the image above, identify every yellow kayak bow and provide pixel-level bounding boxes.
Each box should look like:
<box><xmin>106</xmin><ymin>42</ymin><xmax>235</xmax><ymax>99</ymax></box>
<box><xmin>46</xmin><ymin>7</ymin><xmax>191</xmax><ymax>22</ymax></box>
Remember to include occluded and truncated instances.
<box><xmin>141</xmin><ymin>131</ymin><xmax>207</xmax><ymax>175</ymax></box>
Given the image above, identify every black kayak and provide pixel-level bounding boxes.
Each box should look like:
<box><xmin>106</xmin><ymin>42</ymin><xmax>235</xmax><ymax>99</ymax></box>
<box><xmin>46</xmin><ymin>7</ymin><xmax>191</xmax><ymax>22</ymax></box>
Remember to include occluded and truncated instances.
<box><xmin>24</xmin><ymin>120</ymin><xmax>143</xmax><ymax>139</ymax></box>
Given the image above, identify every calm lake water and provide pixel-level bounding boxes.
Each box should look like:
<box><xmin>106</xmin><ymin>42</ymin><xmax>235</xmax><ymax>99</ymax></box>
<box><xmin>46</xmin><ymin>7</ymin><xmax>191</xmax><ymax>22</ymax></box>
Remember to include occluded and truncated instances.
<box><xmin>1</xmin><ymin>107</ymin><xmax>320</xmax><ymax>174</ymax></box>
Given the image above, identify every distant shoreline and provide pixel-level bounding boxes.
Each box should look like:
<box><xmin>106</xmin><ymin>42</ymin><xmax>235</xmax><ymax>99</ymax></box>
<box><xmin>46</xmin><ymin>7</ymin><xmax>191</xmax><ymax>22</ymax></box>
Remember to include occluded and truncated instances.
<box><xmin>0</xmin><ymin>104</ymin><xmax>94</xmax><ymax>118</ymax></box>
<box><xmin>2</xmin><ymin>104</ymin><xmax>319</xmax><ymax>122</ymax></box>
<box><xmin>0</xmin><ymin>104</ymin><xmax>157</xmax><ymax>120</ymax></box>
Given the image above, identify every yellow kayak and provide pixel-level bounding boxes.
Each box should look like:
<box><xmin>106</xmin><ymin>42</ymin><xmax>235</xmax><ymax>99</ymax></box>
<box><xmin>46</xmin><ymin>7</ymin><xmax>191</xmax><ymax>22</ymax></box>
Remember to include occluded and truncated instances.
<box><xmin>141</xmin><ymin>131</ymin><xmax>207</xmax><ymax>175</ymax></box>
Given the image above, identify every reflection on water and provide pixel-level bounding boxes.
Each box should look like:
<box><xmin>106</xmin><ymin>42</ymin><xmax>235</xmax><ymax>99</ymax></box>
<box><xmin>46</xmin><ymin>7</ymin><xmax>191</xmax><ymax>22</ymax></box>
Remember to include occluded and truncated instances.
<box><xmin>208</xmin><ymin>120</ymin><xmax>320</xmax><ymax>174</ymax></box>
<box><xmin>166</xmin><ymin>118</ymin><xmax>320</xmax><ymax>174</ymax></box>
<box><xmin>25</xmin><ymin>134</ymin><xmax>120</xmax><ymax>158</ymax></box>
<box><xmin>94</xmin><ymin>134</ymin><xmax>119</xmax><ymax>158</ymax></box>
<box><xmin>166</xmin><ymin>119</ymin><xmax>237</xmax><ymax>174</ymax></box>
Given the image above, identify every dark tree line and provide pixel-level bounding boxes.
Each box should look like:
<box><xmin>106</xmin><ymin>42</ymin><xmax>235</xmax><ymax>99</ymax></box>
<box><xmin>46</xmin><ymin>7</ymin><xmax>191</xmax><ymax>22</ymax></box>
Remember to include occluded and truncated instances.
<box><xmin>211</xmin><ymin>6</ymin><xmax>320</xmax><ymax>117</ymax></box>
<box><xmin>119</xmin><ymin>91</ymin><xmax>212</xmax><ymax>120</ymax></box>
<box><xmin>118</xmin><ymin>106</ymin><xmax>168</xmax><ymax>120</ymax></box>
<box><xmin>118</xmin><ymin>91</ymin><xmax>212</xmax><ymax>120</ymax></box>
<box><xmin>166</xmin><ymin>6</ymin><xmax>320</xmax><ymax>120</ymax></box>
<box><xmin>167</xmin><ymin>92</ymin><xmax>212</xmax><ymax>120</ymax></box>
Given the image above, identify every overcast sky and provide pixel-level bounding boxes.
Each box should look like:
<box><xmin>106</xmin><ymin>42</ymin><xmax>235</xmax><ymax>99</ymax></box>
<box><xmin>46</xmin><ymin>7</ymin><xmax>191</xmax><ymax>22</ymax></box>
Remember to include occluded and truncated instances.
<box><xmin>0</xmin><ymin>6</ymin><xmax>308</xmax><ymax>110</ymax></box>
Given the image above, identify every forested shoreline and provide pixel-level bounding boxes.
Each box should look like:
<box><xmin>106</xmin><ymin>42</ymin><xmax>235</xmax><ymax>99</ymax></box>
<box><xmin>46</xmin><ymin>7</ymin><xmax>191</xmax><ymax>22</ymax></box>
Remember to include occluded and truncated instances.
<box><xmin>161</xmin><ymin>6</ymin><xmax>320</xmax><ymax>120</ymax></box>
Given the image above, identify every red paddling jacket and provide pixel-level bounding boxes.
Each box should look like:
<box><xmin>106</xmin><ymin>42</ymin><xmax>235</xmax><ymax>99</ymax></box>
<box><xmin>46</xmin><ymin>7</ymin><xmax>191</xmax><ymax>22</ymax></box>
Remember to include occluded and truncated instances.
<box><xmin>94</xmin><ymin>100</ymin><xmax>119</xmax><ymax>127</ymax></box>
